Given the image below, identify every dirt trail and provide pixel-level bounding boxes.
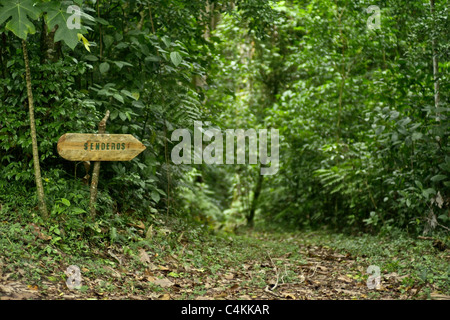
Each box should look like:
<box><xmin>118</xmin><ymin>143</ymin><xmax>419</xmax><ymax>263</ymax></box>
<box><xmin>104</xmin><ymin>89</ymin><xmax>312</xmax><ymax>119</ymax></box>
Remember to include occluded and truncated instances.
<box><xmin>1</xmin><ymin>233</ymin><xmax>423</xmax><ymax>300</ymax></box>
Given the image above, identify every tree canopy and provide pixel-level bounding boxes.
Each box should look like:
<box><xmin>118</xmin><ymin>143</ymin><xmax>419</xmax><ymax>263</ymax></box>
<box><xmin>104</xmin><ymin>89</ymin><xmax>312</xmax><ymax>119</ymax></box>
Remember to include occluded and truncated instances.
<box><xmin>0</xmin><ymin>0</ymin><xmax>448</xmax><ymax>244</ymax></box>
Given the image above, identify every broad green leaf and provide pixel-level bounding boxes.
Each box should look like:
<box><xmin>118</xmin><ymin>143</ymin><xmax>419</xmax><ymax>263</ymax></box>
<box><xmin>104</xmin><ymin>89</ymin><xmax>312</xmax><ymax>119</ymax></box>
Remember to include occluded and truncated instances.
<box><xmin>431</xmin><ymin>175</ymin><xmax>447</xmax><ymax>182</ymax></box>
<box><xmin>72</xmin><ymin>207</ymin><xmax>86</xmax><ymax>214</ymax></box>
<box><xmin>422</xmin><ymin>188</ymin><xmax>436</xmax><ymax>199</ymax></box>
<box><xmin>99</xmin><ymin>62</ymin><xmax>110</xmax><ymax>74</ymax></box>
<box><xmin>113</xmin><ymin>94</ymin><xmax>124</xmax><ymax>104</ymax></box>
<box><xmin>411</xmin><ymin>132</ymin><xmax>422</xmax><ymax>141</ymax></box>
<box><xmin>41</xmin><ymin>2</ymin><xmax>92</xmax><ymax>50</ymax></box>
<box><xmin>103</xmin><ymin>34</ymin><xmax>114</xmax><ymax>49</ymax></box>
<box><xmin>414</xmin><ymin>180</ymin><xmax>423</xmax><ymax>189</ymax></box>
<box><xmin>110</xmin><ymin>109</ymin><xmax>119</xmax><ymax>120</ymax></box>
<box><xmin>131</xmin><ymin>92</ymin><xmax>140</xmax><ymax>100</ymax></box>
<box><xmin>151</xmin><ymin>191</ymin><xmax>160</xmax><ymax>203</ymax></box>
<box><xmin>162</xmin><ymin>36</ymin><xmax>171</xmax><ymax>47</ymax></box>
<box><xmin>41</xmin><ymin>2</ymin><xmax>78</xmax><ymax>49</ymax></box>
<box><xmin>95</xmin><ymin>17</ymin><xmax>108</xmax><ymax>25</ymax></box>
<box><xmin>113</xmin><ymin>61</ymin><xmax>133</xmax><ymax>69</ymax></box>
<box><xmin>0</xmin><ymin>0</ymin><xmax>40</xmax><ymax>40</ymax></box>
<box><xmin>170</xmin><ymin>51</ymin><xmax>182</xmax><ymax>67</ymax></box>
<box><xmin>119</xmin><ymin>112</ymin><xmax>127</xmax><ymax>121</ymax></box>
<box><xmin>61</xmin><ymin>198</ymin><xmax>71</xmax><ymax>206</ymax></box>
<box><xmin>145</xmin><ymin>55</ymin><xmax>161</xmax><ymax>63</ymax></box>
<box><xmin>84</xmin><ymin>54</ymin><xmax>98</xmax><ymax>62</ymax></box>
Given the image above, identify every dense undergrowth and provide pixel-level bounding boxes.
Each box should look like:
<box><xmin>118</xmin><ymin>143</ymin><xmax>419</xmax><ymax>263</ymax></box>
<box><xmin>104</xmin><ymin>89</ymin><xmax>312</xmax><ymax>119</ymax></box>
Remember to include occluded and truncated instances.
<box><xmin>0</xmin><ymin>198</ymin><xmax>448</xmax><ymax>299</ymax></box>
<box><xmin>0</xmin><ymin>1</ymin><xmax>449</xmax><ymax>301</ymax></box>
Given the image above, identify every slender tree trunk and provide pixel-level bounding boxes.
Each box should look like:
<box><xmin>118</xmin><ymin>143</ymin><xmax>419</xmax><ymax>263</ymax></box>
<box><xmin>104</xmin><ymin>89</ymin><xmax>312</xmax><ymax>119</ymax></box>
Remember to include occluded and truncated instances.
<box><xmin>0</xmin><ymin>33</ymin><xmax>5</xmax><ymax>79</ymax></box>
<box><xmin>247</xmin><ymin>172</ymin><xmax>263</xmax><ymax>227</ymax></box>
<box><xmin>97</xmin><ymin>0</ymin><xmax>103</xmax><ymax>60</ymax></box>
<box><xmin>163</xmin><ymin>118</ymin><xmax>171</xmax><ymax>215</ymax></box>
<box><xmin>89</xmin><ymin>110</ymin><xmax>110</xmax><ymax>218</ymax></box>
<box><xmin>22</xmin><ymin>40</ymin><xmax>48</xmax><ymax>220</ymax></box>
<box><xmin>430</xmin><ymin>0</ymin><xmax>440</xmax><ymax>115</ymax></box>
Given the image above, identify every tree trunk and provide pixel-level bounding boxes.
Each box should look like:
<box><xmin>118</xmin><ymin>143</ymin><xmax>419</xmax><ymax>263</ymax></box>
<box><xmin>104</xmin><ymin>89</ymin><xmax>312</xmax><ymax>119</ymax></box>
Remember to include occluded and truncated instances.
<box><xmin>430</xmin><ymin>0</ymin><xmax>440</xmax><ymax>115</ymax></box>
<box><xmin>247</xmin><ymin>172</ymin><xmax>263</xmax><ymax>227</ymax></box>
<box><xmin>40</xmin><ymin>20</ymin><xmax>60</xmax><ymax>64</ymax></box>
<box><xmin>89</xmin><ymin>110</ymin><xmax>110</xmax><ymax>218</ymax></box>
<box><xmin>22</xmin><ymin>40</ymin><xmax>48</xmax><ymax>220</ymax></box>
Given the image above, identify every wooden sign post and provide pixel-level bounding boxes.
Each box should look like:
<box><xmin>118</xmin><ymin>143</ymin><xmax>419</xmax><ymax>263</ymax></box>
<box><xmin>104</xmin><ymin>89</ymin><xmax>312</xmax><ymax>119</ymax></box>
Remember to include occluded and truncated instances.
<box><xmin>57</xmin><ymin>133</ymin><xmax>146</xmax><ymax>161</ymax></box>
<box><xmin>57</xmin><ymin>111</ymin><xmax>146</xmax><ymax>217</ymax></box>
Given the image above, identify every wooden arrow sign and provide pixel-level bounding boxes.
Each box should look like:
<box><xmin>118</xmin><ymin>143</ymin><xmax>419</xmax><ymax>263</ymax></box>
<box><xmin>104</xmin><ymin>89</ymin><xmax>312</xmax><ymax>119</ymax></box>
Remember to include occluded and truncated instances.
<box><xmin>57</xmin><ymin>133</ymin><xmax>146</xmax><ymax>161</ymax></box>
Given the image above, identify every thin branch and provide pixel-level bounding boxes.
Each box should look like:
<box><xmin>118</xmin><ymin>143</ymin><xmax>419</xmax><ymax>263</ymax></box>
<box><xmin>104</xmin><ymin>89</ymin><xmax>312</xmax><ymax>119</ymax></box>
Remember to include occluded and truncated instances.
<box><xmin>89</xmin><ymin>110</ymin><xmax>110</xmax><ymax>218</ymax></box>
<box><xmin>22</xmin><ymin>40</ymin><xmax>48</xmax><ymax>219</ymax></box>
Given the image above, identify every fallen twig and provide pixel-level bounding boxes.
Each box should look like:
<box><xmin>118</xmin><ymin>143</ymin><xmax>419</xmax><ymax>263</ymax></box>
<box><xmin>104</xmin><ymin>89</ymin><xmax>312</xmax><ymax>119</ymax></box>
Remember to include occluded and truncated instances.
<box><xmin>418</xmin><ymin>236</ymin><xmax>434</xmax><ymax>241</ymax></box>
<box><xmin>310</xmin><ymin>263</ymin><xmax>319</xmax><ymax>278</ymax></box>
<box><xmin>264</xmin><ymin>285</ymin><xmax>281</xmax><ymax>297</ymax></box>
<box><xmin>266</xmin><ymin>252</ymin><xmax>280</xmax><ymax>291</ymax></box>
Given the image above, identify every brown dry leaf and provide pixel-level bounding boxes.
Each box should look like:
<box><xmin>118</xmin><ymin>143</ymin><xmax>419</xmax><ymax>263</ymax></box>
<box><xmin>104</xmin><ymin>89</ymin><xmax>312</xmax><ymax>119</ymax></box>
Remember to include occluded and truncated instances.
<box><xmin>139</xmin><ymin>249</ymin><xmax>151</xmax><ymax>264</ymax></box>
<box><xmin>38</xmin><ymin>233</ymin><xmax>52</xmax><ymax>241</ymax></box>
<box><xmin>152</xmin><ymin>277</ymin><xmax>174</xmax><ymax>288</ymax></box>
<box><xmin>332</xmin><ymin>253</ymin><xmax>347</xmax><ymax>260</ymax></box>
<box><xmin>186</xmin><ymin>267</ymin><xmax>205</xmax><ymax>273</ymax></box>
<box><xmin>195</xmin><ymin>296</ymin><xmax>213</xmax><ymax>300</ymax></box>
<box><xmin>430</xmin><ymin>292</ymin><xmax>450</xmax><ymax>300</ymax></box>
<box><xmin>13</xmin><ymin>292</ymin><xmax>37</xmax><ymax>300</ymax></box>
<box><xmin>1</xmin><ymin>296</ymin><xmax>14</xmax><ymax>300</ymax></box>
<box><xmin>102</xmin><ymin>266</ymin><xmax>118</xmax><ymax>277</ymax></box>
<box><xmin>147</xmin><ymin>263</ymin><xmax>159</xmax><ymax>271</ymax></box>
<box><xmin>158</xmin><ymin>265</ymin><xmax>170</xmax><ymax>271</ymax></box>
<box><xmin>336</xmin><ymin>288</ymin><xmax>360</xmax><ymax>296</ymax></box>
<box><xmin>318</xmin><ymin>265</ymin><xmax>328</xmax><ymax>271</ymax></box>
<box><xmin>0</xmin><ymin>284</ymin><xmax>14</xmax><ymax>294</ymax></box>
<box><xmin>229</xmin><ymin>284</ymin><xmax>239</xmax><ymax>291</ymax></box>
<box><xmin>128</xmin><ymin>221</ymin><xmax>145</xmax><ymax>230</ymax></box>
<box><xmin>214</xmin><ymin>292</ymin><xmax>228</xmax><ymax>298</ymax></box>
<box><xmin>337</xmin><ymin>275</ymin><xmax>353</xmax><ymax>283</ymax></box>
<box><xmin>283</xmin><ymin>293</ymin><xmax>296</xmax><ymax>300</ymax></box>
<box><xmin>376</xmin><ymin>284</ymin><xmax>387</xmax><ymax>291</ymax></box>
<box><xmin>224</xmin><ymin>273</ymin><xmax>234</xmax><ymax>280</ymax></box>
<box><xmin>29</xmin><ymin>223</ymin><xmax>52</xmax><ymax>241</ymax></box>
<box><xmin>158</xmin><ymin>294</ymin><xmax>171</xmax><ymax>300</ymax></box>
<box><xmin>384</xmin><ymin>272</ymin><xmax>398</xmax><ymax>279</ymax></box>
<box><xmin>137</xmin><ymin>221</ymin><xmax>145</xmax><ymax>229</ymax></box>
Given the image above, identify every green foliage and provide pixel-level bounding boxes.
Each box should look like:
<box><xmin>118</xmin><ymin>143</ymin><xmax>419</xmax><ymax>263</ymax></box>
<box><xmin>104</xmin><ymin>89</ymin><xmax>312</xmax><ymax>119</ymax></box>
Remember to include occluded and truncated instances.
<box><xmin>0</xmin><ymin>0</ymin><xmax>40</xmax><ymax>39</ymax></box>
<box><xmin>41</xmin><ymin>1</ymin><xmax>93</xmax><ymax>50</ymax></box>
<box><xmin>0</xmin><ymin>0</ymin><xmax>91</xmax><ymax>47</ymax></box>
<box><xmin>1</xmin><ymin>0</ymin><xmax>448</xmax><ymax>238</ymax></box>
<box><xmin>199</xmin><ymin>0</ymin><xmax>449</xmax><ymax>234</ymax></box>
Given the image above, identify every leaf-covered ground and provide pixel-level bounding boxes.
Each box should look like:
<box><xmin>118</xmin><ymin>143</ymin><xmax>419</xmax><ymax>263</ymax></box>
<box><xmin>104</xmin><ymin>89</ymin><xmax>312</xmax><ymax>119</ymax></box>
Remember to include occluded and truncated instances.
<box><xmin>0</xmin><ymin>218</ymin><xmax>449</xmax><ymax>300</ymax></box>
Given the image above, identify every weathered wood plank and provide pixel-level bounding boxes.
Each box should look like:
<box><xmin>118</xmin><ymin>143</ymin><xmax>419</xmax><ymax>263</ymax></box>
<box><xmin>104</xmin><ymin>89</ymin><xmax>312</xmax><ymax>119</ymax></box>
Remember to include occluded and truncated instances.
<box><xmin>57</xmin><ymin>133</ymin><xmax>146</xmax><ymax>161</ymax></box>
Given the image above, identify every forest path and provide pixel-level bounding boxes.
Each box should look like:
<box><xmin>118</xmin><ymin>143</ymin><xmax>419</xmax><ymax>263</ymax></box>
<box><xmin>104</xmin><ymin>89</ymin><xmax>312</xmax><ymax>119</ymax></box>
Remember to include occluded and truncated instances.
<box><xmin>1</xmin><ymin>229</ymin><xmax>433</xmax><ymax>300</ymax></box>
